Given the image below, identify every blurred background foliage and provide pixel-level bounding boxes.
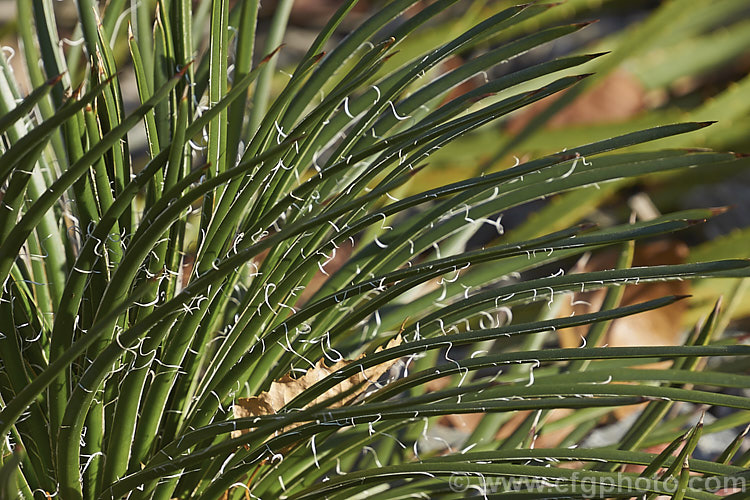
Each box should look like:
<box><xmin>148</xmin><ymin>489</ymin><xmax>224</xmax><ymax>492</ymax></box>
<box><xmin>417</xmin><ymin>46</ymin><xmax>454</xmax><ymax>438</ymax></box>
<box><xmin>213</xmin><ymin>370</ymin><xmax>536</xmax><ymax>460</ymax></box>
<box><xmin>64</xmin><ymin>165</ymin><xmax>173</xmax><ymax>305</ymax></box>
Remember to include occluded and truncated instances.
<box><xmin>244</xmin><ymin>0</ymin><xmax>750</xmax><ymax>335</ymax></box>
<box><xmin>285</xmin><ymin>0</ymin><xmax>750</xmax><ymax>333</ymax></box>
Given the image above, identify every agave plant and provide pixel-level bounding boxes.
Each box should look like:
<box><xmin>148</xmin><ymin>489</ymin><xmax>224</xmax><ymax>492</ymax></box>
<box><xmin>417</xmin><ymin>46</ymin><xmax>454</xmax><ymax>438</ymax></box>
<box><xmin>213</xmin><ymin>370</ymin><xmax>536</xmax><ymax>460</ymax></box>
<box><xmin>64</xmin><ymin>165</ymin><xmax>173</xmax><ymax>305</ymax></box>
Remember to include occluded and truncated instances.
<box><xmin>1</xmin><ymin>0</ymin><xmax>750</xmax><ymax>498</ymax></box>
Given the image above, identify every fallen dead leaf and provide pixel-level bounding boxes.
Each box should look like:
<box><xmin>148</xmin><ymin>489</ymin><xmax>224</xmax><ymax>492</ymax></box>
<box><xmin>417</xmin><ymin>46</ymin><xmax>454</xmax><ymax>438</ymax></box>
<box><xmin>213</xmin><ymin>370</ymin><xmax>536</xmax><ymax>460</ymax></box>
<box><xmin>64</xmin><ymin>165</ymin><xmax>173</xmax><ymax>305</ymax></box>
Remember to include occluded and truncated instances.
<box><xmin>558</xmin><ymin>240</ymin><xmax>690</xmax><ymax>349</ymax></box>
<box><xmin>558</xmin><ymin>240</ymin><xmax>690</xmax><ymax>420</ymax></box>
<box><xmin>232</xmin><ymin>335</ymin><xmax>403</xmax><ymax>439</ymax></box>
<box><xmin>507</xmin><ymin>69</ymin><xmax>647</xmax><ymax>133</ymax></box>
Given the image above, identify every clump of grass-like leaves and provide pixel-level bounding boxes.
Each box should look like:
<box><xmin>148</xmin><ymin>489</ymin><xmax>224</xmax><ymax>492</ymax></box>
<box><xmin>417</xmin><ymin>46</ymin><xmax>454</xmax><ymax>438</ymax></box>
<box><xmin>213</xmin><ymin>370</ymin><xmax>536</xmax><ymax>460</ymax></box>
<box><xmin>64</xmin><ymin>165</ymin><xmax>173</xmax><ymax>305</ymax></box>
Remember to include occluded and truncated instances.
<box><xmin>1</xmin><ymin>1</ymin><xmax>750</xmax><ymax>499</ymax></box>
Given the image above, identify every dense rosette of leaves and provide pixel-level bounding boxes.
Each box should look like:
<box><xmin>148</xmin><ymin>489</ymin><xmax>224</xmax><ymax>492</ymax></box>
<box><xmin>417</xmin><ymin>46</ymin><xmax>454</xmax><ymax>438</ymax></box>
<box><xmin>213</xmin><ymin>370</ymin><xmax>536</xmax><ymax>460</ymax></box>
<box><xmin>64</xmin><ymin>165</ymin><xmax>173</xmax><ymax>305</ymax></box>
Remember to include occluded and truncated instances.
<box><xmin>0</xmin><ymin>1</ymin><xmax>748</xmax><ymax>499</ymax></box>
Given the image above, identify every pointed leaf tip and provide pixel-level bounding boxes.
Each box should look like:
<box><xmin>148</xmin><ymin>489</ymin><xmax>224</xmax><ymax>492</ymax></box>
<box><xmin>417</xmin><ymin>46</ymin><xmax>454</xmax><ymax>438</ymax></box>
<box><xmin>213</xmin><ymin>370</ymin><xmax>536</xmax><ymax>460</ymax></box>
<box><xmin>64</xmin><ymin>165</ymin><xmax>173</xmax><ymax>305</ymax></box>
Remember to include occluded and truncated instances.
<box><xmin>47</xmin><ymin>72</ymin><xmax>66</xmax><ymax>86</ymax></box>
<box><xmin>685</xmin><ymin>218</ymin><xmax>707</xmax><ymax>226</ymax></box>
<box><xmin>180</xmin><ymin>59</ymin><xmax>194</xmax><ymax>72</ymax></box>
<box><xmin>261</xmin><ymin>44</ymin><xmax>285</xmax><ymax>63</ymax></box>
<box><xmin>575</xmin><ymin>20</ymin><xmax>600</xmax><ymax>28</ymax></box>
<box><xmin>382</xmin><ymin>51</ymin><xmax>400</xmax><ymax>63</ymax></box>
<box><xmin>409</xmin><ymin>164</ymin><xmax>429</xmax><ymax>177</ymax></box>
<box><xmin>696</xmin><ymin>120</ymin><xmax>717</xmax><ymax>128</ymax></box>
<box><xmin>712</xmin><ymin>296</ymin><xmax>723</xmax><ymax>312</ymax></box>
<box><xmin>709</xmin><ymin>206</ymin><xmax>731</xmax><ymax>215</ymax></box>
<box><xmin>71</xmin><ymin>80</ymin><xmax>86</xmax><ymax>99</ymax></box>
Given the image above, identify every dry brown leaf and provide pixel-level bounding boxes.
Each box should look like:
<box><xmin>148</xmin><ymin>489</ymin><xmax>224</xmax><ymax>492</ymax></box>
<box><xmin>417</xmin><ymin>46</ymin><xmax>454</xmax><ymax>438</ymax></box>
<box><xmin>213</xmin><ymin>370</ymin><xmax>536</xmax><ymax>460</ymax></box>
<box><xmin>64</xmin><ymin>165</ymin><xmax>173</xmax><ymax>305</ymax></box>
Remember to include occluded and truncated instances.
<box><xmin>232</xmin><ymin>335</ymin><xmax>402</xmax><ymax>439</ymax></box>
<box><xmin>557</xmin><ymin>241</ymin><xmax>690</xmax><ymax>420</ymax></box>
<box><xmin>506</xmin><ymin>69</ymin><xmax>647</xmax><ymax>133</ymax></box>
<box><xmin>558</xmin><ymin>240</ymin><xmax>690</xmax><ymax>349</ymax></box>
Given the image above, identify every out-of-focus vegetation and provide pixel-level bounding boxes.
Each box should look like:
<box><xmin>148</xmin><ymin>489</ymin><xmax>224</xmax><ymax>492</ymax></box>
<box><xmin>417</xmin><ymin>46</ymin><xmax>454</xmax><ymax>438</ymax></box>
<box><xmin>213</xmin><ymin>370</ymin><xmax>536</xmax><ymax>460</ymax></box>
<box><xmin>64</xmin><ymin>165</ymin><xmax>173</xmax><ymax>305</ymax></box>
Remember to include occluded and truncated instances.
<box><xmin>353</xmin><ymin>0</ymin><xmax>750</xmax><ymax>325</ymax></box>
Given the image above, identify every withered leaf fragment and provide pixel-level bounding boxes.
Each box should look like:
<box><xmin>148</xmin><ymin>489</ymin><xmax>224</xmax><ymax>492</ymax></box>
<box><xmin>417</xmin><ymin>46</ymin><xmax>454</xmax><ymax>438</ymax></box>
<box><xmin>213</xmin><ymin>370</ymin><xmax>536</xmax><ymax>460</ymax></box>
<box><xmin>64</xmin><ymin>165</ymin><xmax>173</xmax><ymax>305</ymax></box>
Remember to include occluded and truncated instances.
<box><xmin>232</xmin><ymin>336</ymin><xmax>402</xmax><ymax>438</ymax></box>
